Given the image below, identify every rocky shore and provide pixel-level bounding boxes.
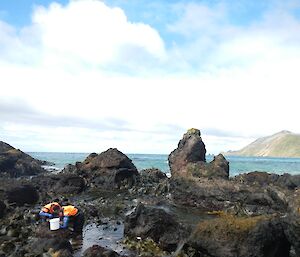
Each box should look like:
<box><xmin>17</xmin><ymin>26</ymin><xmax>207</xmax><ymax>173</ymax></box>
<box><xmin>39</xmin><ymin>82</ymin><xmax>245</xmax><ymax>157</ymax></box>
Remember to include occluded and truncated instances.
<box><xmin>0</xmin><ymin>128</ymin><xmax>299</xmax><ymax>257</ymax></box>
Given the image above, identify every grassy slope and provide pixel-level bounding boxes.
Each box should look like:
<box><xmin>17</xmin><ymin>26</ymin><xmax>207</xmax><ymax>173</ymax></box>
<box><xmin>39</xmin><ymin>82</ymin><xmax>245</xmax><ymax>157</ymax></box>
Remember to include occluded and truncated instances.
<box><xmin>225</xmin><ymin>131</ymin><xmax>300</xmax><ymax>157</ymax></box>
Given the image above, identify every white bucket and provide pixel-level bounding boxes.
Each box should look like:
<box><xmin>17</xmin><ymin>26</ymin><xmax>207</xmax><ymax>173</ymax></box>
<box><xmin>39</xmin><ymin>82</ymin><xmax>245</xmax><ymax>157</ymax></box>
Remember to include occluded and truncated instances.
<box><xmin>49</xmin><ymin>218</ymin><xmax>60</xmax><ymax>231</ymax></box>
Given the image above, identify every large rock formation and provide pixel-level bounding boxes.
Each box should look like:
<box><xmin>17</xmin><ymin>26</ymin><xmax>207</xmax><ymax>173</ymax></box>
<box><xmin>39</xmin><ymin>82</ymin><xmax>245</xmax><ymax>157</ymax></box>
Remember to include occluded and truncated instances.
<box><xmin>170</xmin><ymin>176</ymin><xmax>288</xmax><ymax>214</ymax></box>
<box><xmin>187</xmin><ymin>215</ymin><xmax>290</xmax><ymax>257</ymax></box>
<box><xmin>169</xmin><ymin>128</ymin><xmax>206</xmax><ymax>177</ymax></box>
<box><xmin>124</xmin><ymin>203</ymin><xmax>190</xmax><ymax>251</ymax></box>
<box><xmin>63</xmin><ymin>148</ymin><xmax>139</xmax><ymax>189</ymax></box>
<box><xmin>31</xmin><ymin>174</ymin><xmax>86</xmax><ymax>200</ymax></box>
<box><xmin>0</xmin><ymin>141</ymin><xmax>46</xmax><ymax>177</ymax></box>
<box><xmin>168</xmin><ymin>129</ymin><xmax>229</xmax><ymax>179</ymax></box>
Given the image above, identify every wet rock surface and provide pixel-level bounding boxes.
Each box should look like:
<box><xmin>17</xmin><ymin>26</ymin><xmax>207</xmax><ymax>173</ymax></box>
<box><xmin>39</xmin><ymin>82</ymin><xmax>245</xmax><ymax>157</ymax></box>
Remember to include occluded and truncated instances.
<box><xmin>83</xmin><ymin>245</ymin><xmax>120</xmax><ymax>257</ymax></box>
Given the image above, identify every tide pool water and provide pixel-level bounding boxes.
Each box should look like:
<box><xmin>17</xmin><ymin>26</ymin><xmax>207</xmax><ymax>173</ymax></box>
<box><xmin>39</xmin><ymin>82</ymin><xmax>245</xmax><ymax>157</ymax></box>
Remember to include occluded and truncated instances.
<box><xmin>29</xmin><ymin>152</ymin><xmax>300</xmax><ymax>177</ymax></box>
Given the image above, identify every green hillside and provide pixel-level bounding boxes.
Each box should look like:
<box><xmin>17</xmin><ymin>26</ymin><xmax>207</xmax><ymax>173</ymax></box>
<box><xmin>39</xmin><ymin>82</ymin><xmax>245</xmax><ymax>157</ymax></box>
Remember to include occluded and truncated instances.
<box><xmin>225</xmin><ymin>131</ymin><xmax>300</xmax><ymax>158</ymax></box>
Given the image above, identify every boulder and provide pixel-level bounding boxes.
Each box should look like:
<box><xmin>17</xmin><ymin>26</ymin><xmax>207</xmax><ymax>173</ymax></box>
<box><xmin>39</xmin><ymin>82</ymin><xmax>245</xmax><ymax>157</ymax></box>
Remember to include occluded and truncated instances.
<box><xmin>80</xmin><ymin>148</ymin><xmax>137</xmax><ymax>171</ymax></box>
<box><xmin>169</xmin><ymin>128</ymin><xmax>206</xmax><ymax>177</ymax></box>
<box><xmin>235</xmin><ymin>172</ymin><xmax>300</xmax><ymax>191</ymax></box>
<box><xmin>186</xmin><ymin>154</ymin><xmax>229</xmax><ymax>179</ymax></box>
<box><xmin>83</xmin><ymin>245</ymin><xmax>120</xmax><ymax>257</ymax></box>
<box><xmin>0</xmin><ymin>141</ymin><xmax>46</xmax><ymax>177</ymax></box>
<box><xmin>139</xmin><ymin>168</ymin><xmax>167</xmax><ymax>183</ymax></box>
<box><xmin>124</xmin><ymin>203</ymin><xmax>190</xmax><ymax>251</ymax></box>
<box><xmin>6</xmin><ymin>185</ymin><xmax>39</xmax><ymax>206</ymax></box>
<box><xmin>169</xmin><ymin>129</ymin><xmax>229</xmax><ymax>179</ymax></box>
<box><xmin>187</xmin><ymin>215</ymin><xmax>290</xmax><ymax>257</ymax></box>
<box><xmin>63</xmin><ymin>148</ymin><xmax>139</xmax><ymax>189</ymax></box>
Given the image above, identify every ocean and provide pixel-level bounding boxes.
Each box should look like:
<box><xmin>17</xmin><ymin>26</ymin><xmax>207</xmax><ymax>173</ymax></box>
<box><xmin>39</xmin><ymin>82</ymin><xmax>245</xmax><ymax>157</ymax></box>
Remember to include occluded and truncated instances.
<box><xmin>28</xmin><ymin>152</ymin><xmax>300</xmax><ymax>177</ymax></box>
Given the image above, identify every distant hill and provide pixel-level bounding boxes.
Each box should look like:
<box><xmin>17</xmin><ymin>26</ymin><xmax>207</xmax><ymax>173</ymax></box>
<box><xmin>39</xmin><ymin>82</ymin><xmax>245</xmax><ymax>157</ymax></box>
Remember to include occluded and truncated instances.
<box><xmin>224</xmin><ymin>131</ymin><xmax>300</xmax><ymax>158</ymax></box>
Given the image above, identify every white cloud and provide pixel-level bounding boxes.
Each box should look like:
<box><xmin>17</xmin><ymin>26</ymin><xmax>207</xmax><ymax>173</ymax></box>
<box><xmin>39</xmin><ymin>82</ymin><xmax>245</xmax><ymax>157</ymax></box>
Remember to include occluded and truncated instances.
<box><xmin>29</xmin><ymin>0</ymin><xmax>166</xmax><ymax>69</ymax></box>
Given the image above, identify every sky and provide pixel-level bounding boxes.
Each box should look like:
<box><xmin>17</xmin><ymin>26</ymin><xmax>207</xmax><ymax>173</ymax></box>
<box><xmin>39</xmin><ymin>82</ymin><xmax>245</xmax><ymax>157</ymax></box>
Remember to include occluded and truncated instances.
<box><xmin>1</xmin><ymin>0</ymin><xmax>300</xmax><ymax>154</ymax></box>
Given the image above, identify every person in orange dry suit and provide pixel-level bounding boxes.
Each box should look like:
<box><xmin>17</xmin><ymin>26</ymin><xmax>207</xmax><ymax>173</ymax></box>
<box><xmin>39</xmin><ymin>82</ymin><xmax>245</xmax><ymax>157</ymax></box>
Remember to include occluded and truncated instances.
<box><xmin>59</xmin><ymin>205</ymin><xmax>85</xmax><ymax>234</ymax></box>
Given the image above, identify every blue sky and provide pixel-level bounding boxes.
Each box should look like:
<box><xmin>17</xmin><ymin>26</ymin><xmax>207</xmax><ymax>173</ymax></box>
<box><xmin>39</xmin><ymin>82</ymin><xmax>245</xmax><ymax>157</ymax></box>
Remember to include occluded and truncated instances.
<box><xmin>1</xmin><ymin>0</ymin><xmax>300</xmax><ymax>153</ymax></box>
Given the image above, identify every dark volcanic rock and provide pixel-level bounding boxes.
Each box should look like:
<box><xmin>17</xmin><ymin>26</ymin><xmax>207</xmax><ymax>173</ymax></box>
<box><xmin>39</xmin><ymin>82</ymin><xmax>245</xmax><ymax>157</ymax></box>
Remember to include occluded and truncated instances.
<box><xmin>234</xmin><ymin>171</ymin><xmax>300</xmax><ymax>190</ymax></box>
<box><xmin>132</xmin><ymin>168</ymin><xmax>169</xmax><ymax>196</ymax></box>
<box><xmin>31</xmin><ymin>174</ymin><xmax>85</xmax><ymax>200</ymax></box>
<box><xmin>54</xmin><ymin>174</ymin><xmax>86</xmax><ymax>194</ymax></box>
<box><xmin>188</xmin><ymin>215</ymin><xmax>290</xmax><ymax>257</ymax></box>
<box><xmin>0</xmin><ymin>141</ymin><xmax>46</xmax><ymax>177</ymax></box>
<box><xmin>124</xmin><ymin>203</ymin><xmax>190</xmax><ymax>251</ymax></box>
<box><xmin>35</xmin><ymin>222</ymin><xmax>72</xmax><ymax>239</ymax></box>
<box><xmin>283</xmin><ymin>214</ymin><xmax>300</xmax><ymax>256</ymax></box>
<box><xmin>170</xmin><ymin>177</ymin><xmax>288</xmax><ymax>214</ymax></box>
<box><xmin>63</xmin><ymin>148</ymin><xmax>139</xmax><ymax>189</ymax></box>
<box><xmin>80</xmin><ymin>148</ymin><xmax>137</xmax><ymax>171</ymax></box>
<box><xmin>83</xmin><ymin>245</ymin><xmax>120</xmax><ymax>257</ymax></box>
<box><xmin>26</xmin><ymin>237</ymin><xmax>73</xmax><ymax>256</ymax></box>
<box><xmin>186</xmin><ymin>154</ymin><xmax>229</xmax><ymax>179</ymax></box>
<box><xmin>168</xmin><ymin>128</ymin><xmax>206</xmax><ymax>177</ymax></box>
<box><xmin>140</xmin><ymin>168</ymin><xmax>167</xmax><ymax>182</ymax></box>
<box><xmin>6</xmin><ymin>185</ymin><xmax>39</xmax><ymax>206</ymax></box>
<box><xmin>168</xmin><ymin>129</ymin><xmax>229</xmax><ymax>179</ymax></box>
<box><xmin>25</xmin><ymin>223</ymin><xmax>73</xmax><ymax>256</ymax></box>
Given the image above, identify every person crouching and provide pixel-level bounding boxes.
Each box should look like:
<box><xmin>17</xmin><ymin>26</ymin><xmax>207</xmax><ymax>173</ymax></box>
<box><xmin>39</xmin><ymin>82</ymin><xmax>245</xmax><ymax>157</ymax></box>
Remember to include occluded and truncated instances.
<box><xmin>60</xmin><ymin>205</ymin><xmax>85</xmax><ymax>234</ymax></box>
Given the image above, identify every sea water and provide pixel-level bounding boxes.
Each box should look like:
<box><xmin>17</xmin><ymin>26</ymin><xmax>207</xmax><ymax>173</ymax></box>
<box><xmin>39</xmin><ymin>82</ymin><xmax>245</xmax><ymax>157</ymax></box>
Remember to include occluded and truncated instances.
<box><xmin>28</xmin><ymin>152</ymin><xmax>300</xmax><ymax>177</ymax></box>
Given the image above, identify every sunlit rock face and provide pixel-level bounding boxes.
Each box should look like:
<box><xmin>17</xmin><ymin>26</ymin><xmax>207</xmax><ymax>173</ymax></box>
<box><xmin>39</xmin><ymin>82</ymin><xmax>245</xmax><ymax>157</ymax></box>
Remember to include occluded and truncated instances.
<box><xmin>168</xmin><ymin>128</ymin><xmax>229</xmax><ymax>179</ymax></box>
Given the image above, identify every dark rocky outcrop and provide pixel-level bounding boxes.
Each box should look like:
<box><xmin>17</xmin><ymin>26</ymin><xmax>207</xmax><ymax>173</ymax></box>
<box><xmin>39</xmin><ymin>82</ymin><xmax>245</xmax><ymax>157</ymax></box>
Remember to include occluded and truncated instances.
<box><xmin>169</xmin><ymin>129</ymin><xmax>229</xmax><ymax>179</ymax></box>
<box><xmin>0</xmin><ymin>141</ymin><xmax>46</xmax><ymax>177</ymax></box>
<box><xmin>187</xmin><ymin>215</ymin><xmax>290</xmax><ymax>257</ymax></box>
<box><xmin>124</xmin><ymin>203</ymin><xmax>190</xmax><ymax>251</ymax></box>
<box><xmin>170</xmin><ymin>176</ymin><xmax>288</xmax><ymax>215</ymax></box>
<box><xmin>169</xmin><ymin>128</ymin><xmax>206</xmax><ymax>177</ymax></box>
<box><xmin>26</xmin><ymin>237</ymin><xmax>73</xmax><ymax>256</ymax></box>
<box><xmin>234</xmin><ymin>171</ymin><xmax>300</xmax><ymax>190</ymax></box>
<box><xmin>186</xmin><ymin>154</ymin><xmax>229</xmax><ymax>179</ymax></box>
<box><xmin>83</xmin><ymin>245</ymin><xmax>120</xmax><ymax>257</ymax></box>
<box><xmin>5</xmin><ymin>185</ymin><xmax>39</xmax><ymax>206</ymax></box>
<box><xmin>63</xmin><ymin>148</ymin><xmax>139</xmax><ymax>189</ymax></box>
<box><xmin>139</xmin><ymin>168</ymin><xmax>168</xmax><ymax>183</ymax></box>
<box><xmin>31</xmin><ymin>174</ymin><xmax>85</xmax><ymax>201</ymax></box>
<box><xmin>283</xmin><ymin>214</ymin><xmax>300</xmax><ymax>256</ymax></box>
